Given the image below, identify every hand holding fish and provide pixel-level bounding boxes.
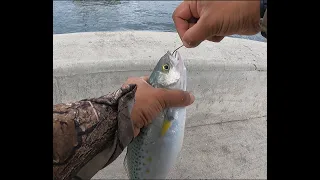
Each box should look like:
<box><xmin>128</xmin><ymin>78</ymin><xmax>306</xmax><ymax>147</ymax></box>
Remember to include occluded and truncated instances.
<box><xmin>172</xmin><ymin>0</ymin><xmax>262</xmax><ymax>48</ymax></box>
<box><xmin>124</xmin><ymin>76</ymin><xmax>195</xmax><ymax>137</ymax></box>
<box><xmin>53</xmin><ymin>50</ymin><xmax>192</xmax><ymax>179</ymax></box>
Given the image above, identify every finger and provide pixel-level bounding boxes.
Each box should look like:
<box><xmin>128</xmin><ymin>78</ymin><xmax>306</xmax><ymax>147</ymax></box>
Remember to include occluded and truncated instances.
<box><xmin>122</xmin><ymin>77</ymin><xmax>136</xmax><ymax>86</ymax></box>
<box><xmin>125</xmin><ymin>76</ymin><xmax>148</xmax><ymax>85</ymax></box>
<box><xmin>188</xmin><ymin>22</ymin><xmax>196</xmax><ymax>29</ymax></box>
<box><xmin>172</xmin><ymin>2</ymin><xmax>193</xmax><ymax>41</ymax></box>
<box><xmin>158</xmin><ymin>89</ymin><xmax>195</xmax><ymax>108</ymax></box>
<box><xmin>182</xmin><ymin>15</ymin><xmax>213</xmax><ymax>48</ymax></box>
<box><xmin>140</xmin><ymin>76</ymin><xmax>149</xmax><ymax>82</ymax></box>
<box><xmin>206</xmin><ymin>36</ymin><xmax>225</xmax><ymax>42</ymax></box>
<box><xmin>133</xmin><ymin>128</ymin><xmax>140</xmax><ymax>138</ymax></box>
<box><xmin>122</xmin><ymin>80</ymin><xmax>139</xmax><ymax>90</ymax></box>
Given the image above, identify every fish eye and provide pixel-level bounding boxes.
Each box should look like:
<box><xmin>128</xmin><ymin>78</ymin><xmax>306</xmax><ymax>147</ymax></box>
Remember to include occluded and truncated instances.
<box><xmin>162</xmin><ymin>64</ymin><xmax>170</xmax><ymax>71</ymax></box>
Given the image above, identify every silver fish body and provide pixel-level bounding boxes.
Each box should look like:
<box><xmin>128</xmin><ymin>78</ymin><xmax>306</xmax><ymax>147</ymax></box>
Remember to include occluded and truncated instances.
<box><xmin>124</xmin><ymin>50</ymin><xmax>187</xmax><ymax>179</ymax></box>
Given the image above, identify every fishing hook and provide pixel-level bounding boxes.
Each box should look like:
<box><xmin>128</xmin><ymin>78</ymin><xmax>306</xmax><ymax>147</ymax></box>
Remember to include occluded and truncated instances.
<box><xmin>172</xmin><ymin>44</ymin><xmax>184</xmax><ymax>55</ymax></box>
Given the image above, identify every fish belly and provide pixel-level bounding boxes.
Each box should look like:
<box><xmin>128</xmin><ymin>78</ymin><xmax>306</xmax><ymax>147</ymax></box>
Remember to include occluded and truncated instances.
<box><xmin>125</xmin><ymin>108</ymin><xmax>186</xmax><ymax>179</ymax></box>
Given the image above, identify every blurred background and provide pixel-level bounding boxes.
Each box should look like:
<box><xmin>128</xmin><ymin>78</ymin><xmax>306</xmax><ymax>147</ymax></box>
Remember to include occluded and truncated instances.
<box><xmin>53</xmin><ymin>0</ymin><xmax>265</xmax><ymax>42</ymax></box>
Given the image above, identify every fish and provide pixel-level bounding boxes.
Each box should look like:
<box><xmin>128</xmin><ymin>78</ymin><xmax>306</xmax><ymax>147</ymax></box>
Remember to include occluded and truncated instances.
<box><xmin>123</xmin><ymin>50</ymin><xmax>188</xmax><ymax>179</ymax></box>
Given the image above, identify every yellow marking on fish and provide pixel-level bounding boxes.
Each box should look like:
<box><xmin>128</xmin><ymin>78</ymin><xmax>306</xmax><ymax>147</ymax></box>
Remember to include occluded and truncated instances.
<box><xmin>161</xmin><ymin>119</ymin><xmax>172</xmax><ymax>136</ymax></box>
<box><xmin>146</xmin><ymin>169</ymin><xmax>150</xmax><ymax>173</ymax></box>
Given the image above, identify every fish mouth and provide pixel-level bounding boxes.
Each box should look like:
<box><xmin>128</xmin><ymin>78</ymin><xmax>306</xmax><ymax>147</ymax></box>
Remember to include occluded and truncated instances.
<box><xmin>170</xmin><ymin>50</ymin><xmax>187</xmax><ymax>91</ymax></box>
<box><xmin>171</xmin><ymin>50</ymin><xmax>185</xmax><ymax>71</ymax></box>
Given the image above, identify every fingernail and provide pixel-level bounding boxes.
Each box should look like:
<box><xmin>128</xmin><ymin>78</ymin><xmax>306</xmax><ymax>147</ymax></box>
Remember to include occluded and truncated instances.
<box><xmin>183</xmin><ymin>40</ymin><xmax>192</xmax><ymax>48</ymax></box>
<box><xmin>189</xmin><ymin>93</ymin><xmax>195</xmax><ymax>103</ymax></box>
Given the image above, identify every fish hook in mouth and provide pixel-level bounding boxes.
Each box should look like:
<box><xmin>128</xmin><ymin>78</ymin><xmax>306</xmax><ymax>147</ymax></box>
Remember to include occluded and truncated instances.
<box><xmin>172</xmin><ymin>44</ymin><xmax>184</xmax><ymax>56</ymax></box>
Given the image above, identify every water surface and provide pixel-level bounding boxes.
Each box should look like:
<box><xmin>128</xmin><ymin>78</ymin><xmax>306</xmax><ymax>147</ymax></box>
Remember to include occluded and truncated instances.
<box><xmin>53</xmin><ymin>0</ymin><xmax>265</xmax><ymax>42</ymax></box>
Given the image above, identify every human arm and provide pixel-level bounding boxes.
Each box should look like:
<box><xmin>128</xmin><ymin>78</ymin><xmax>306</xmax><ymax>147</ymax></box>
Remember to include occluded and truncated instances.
<box><xmin>53</xmin><ymin>84</ymin><xmax>137</xmax><ymax>180</ymax></box>
<box><xmin>53</xmin><ymin>77</ymin><xmax>194</xmax><ymax>180</ymax></box>
<box><xmin>260</xmin><ymin>0</ymin><xmax>267</xmax><ymax>39</ymax></box>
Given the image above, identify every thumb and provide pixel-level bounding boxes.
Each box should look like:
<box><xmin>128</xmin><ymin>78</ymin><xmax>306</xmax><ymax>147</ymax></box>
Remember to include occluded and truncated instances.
<box><xmin>182</xmin><ymin>16</ymin><xmax>213</xmax><ymax>48</ymax></box>
<box><xmin>157</xmin><ymin>89</ymin><xmax>195</xmax><ymax>108</ymax></box>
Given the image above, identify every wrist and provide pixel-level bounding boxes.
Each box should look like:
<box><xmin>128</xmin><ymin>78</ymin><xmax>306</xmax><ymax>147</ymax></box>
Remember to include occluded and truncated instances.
<box><xmin>260</xmin><ymin>0</ymin><xmax>267</xmax><ymax>39</ymax></box>
<box><xmin>260</xmin><ymin>0</ymin><xmax>267</xmax><ymax>18</ymax></box>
